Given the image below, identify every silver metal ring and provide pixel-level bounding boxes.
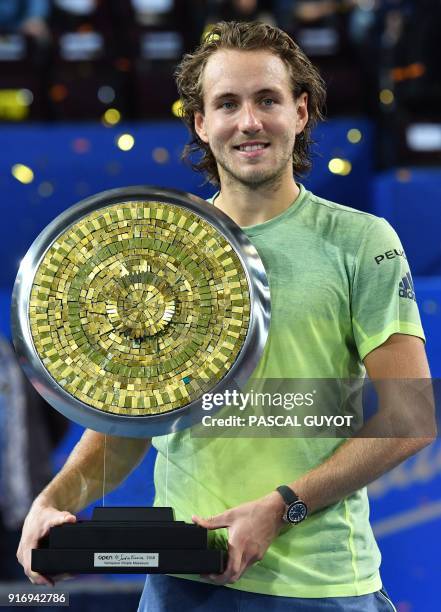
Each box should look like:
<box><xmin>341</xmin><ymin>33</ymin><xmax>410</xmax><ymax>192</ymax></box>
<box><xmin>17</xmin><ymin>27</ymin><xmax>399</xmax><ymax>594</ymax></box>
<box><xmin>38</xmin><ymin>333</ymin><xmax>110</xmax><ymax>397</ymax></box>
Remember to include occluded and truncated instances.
<box><xmin>12</xmin><ymin>186</ymin><xmax>270</xmax><ymax>437</ymax></box>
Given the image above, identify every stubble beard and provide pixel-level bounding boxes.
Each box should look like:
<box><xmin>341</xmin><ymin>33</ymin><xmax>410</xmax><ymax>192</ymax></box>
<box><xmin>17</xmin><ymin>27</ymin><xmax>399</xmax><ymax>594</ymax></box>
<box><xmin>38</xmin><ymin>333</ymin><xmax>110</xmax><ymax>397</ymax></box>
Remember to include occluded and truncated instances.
<box><xmin>216</xmin><ymin>145</ymin><xmax>294</xmax><ymax>192</ymax></box>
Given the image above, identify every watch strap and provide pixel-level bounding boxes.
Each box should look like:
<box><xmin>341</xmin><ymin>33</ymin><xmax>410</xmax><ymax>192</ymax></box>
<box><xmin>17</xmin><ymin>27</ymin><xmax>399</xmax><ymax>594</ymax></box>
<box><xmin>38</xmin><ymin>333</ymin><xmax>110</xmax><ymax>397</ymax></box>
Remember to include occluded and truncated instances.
<box><xmin>276</xmin><ymin>485</ymin><xmax>299</xmax><ymax>506</ymax></box>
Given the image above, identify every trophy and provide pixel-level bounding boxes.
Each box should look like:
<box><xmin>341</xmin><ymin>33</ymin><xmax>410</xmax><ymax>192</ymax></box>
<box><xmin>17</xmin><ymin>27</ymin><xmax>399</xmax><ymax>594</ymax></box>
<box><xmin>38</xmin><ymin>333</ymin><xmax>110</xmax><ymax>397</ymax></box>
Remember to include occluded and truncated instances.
<box><xmin>11</xmin><ymin>186</ymin><xmax>270</xmax><ymax>574</ymax></box>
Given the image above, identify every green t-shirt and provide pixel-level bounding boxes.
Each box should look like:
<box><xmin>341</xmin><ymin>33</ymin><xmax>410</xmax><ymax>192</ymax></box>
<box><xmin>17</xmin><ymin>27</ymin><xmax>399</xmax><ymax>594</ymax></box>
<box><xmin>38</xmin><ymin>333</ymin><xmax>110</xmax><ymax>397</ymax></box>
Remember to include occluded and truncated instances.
<box><xmin>151</xmin><ymin>184</ymin><xmax>424</xmax><ymax>598</ymax></box>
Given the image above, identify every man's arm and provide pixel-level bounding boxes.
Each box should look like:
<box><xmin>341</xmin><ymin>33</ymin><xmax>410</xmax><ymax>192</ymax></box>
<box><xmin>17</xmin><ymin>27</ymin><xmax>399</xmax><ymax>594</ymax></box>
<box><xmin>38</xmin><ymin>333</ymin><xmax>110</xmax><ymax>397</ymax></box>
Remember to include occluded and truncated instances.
<box><xmin>194</xmin><ymin>333</ymin><xmax>436</xmax><ymax>584</ymax></box>
<box><xmin>17</xmin><ymin>430</ymin><xmax>150</xmax><ymax>585</ymax></box>
<box><xmin>286</xmin><ymin>334</ymin><xmax>435</xmax><ymax>514</ymax></box>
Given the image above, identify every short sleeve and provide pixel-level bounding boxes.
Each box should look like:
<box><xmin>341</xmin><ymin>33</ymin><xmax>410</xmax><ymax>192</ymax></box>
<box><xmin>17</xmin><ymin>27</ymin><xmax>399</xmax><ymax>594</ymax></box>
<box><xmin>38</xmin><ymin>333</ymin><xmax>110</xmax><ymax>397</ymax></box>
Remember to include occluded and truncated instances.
<box><xmin>351</xmin><ymin>217</ymin><xmax>425</xmax><ymax>360</ymax></box>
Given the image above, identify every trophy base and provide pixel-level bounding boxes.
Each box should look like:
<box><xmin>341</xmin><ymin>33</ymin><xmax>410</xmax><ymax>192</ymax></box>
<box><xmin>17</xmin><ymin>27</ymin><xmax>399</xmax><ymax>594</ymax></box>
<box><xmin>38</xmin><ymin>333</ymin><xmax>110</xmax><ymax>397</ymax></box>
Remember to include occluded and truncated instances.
<box><xmin>32</xmin><ymin>507</ymin><xmax>226</xmax><ymax>575</ymax></box>
<box><xmin>32</xmin><ymin>548</ymin><xmax>225</xmax><ymax>574</ymax></box>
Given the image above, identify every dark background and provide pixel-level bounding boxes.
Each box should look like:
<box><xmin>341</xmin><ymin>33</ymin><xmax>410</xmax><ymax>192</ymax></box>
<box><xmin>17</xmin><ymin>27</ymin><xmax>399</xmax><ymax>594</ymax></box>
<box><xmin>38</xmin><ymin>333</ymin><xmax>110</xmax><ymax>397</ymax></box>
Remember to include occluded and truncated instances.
<box><xmin>0</xmin><ymin>2</ymin><xmax>440</xmax><ymax>610</ymax></box>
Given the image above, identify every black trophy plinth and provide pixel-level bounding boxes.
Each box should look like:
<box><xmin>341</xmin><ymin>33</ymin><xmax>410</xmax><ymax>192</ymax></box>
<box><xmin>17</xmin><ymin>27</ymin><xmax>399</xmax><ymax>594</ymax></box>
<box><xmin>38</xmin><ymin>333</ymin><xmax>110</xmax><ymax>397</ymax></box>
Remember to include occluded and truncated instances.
<box><xmin>32</xmin><ymin>507</ymin><xmax>226</xmax><ymax>574</ymax></box>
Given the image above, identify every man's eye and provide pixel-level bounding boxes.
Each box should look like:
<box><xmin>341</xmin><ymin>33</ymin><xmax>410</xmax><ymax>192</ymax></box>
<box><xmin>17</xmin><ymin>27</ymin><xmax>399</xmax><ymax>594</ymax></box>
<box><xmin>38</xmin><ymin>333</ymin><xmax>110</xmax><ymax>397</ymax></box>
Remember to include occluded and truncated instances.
<box><xmin>261</xmin><ymin>98</ymin><xmax>275</xmax><ymax>106</ymax></box>
<box><xmin>222</xmin><ymin>101</ymin><xmax>236</xmax><ymax>110</ymax></box>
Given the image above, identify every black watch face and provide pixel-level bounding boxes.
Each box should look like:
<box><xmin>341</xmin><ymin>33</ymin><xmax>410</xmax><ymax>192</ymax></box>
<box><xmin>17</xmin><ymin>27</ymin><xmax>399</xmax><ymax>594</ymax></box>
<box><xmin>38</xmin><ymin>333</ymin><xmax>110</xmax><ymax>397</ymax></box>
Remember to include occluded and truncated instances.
<box><xmin>287</xmin><ymin>501</ymin><xmax>307</xmax><ymax>524</ymax></box>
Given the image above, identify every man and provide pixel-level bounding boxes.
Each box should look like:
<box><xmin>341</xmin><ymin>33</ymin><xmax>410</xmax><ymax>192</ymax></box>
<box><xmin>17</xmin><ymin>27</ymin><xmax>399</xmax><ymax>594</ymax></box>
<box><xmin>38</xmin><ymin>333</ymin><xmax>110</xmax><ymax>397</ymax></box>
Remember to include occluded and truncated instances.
<box><xmin>18</xmin><ymin>20</ymin><xmax>435</xmax><ymax>611</ymax></box>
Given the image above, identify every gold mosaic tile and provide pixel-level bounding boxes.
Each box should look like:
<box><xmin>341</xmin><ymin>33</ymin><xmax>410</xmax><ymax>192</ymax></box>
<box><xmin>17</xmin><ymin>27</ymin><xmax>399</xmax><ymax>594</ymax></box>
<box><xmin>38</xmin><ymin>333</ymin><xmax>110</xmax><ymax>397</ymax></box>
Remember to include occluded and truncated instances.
<box><xmin>29</xmin><ymin>201</ymin><xmax>250</xmax><ymax>416</ymax></box>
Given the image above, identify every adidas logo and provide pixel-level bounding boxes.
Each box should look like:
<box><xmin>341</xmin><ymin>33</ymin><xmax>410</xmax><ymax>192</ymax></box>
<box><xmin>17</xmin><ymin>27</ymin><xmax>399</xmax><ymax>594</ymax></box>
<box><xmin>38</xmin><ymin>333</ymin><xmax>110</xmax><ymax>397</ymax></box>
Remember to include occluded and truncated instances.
<box><xmin>398</xmin><ymin>272</ymin><xmax>416</xmax><ymax>301</ymax></box>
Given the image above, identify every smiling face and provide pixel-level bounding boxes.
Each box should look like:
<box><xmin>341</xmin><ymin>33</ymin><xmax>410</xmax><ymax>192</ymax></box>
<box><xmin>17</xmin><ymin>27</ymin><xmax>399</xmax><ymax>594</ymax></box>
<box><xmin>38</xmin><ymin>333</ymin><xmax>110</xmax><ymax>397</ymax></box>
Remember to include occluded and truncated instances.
<box><xmin>194</xmin><ymin>48</ymin><xmax>308</xmax><ymax>190</ymax></box>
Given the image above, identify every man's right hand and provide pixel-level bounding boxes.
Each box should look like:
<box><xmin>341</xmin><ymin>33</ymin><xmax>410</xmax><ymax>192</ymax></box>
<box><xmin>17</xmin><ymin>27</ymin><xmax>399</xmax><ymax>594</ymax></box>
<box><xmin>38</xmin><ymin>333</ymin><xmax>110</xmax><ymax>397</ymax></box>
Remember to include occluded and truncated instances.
<box><xmin>17</xmin><ymin>504</ymin><xmax>77</xmax><ymax>586</ymax></box>
<box><xmin>16</xmin><ymin>431</ymin><xmax>151</xmax><ymax>585</ymax></box>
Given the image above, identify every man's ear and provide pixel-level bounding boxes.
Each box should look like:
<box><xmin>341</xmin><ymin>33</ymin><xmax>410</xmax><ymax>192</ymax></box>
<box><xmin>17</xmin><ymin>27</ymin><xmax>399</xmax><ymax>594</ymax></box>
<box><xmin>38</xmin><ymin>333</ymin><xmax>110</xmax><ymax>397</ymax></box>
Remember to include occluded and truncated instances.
<box><xmin>295</xmin><ymin>92</ymin><xmax>309</xmax><ymax>135</ymax></box>
<box><xmin>194</xmin><ymin>111</ymin><xmax>209</xmax><ymax>143</ymax></box>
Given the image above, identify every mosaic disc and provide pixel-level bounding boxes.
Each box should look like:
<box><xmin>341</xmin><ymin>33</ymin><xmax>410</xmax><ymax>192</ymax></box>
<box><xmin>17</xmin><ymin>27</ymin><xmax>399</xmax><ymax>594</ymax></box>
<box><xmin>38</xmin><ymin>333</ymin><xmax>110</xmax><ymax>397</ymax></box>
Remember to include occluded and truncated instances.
<box><xmin>12</xmin><ymin>187</ymin><xmax>270</xmax><ymax>436</ymax></box>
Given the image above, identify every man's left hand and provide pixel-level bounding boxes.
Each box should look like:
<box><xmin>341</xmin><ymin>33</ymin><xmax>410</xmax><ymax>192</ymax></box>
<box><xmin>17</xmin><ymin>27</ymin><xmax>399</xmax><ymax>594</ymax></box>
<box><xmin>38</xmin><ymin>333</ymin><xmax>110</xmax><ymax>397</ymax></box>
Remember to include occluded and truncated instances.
<box><xmin>192</xmin><ymin>491</ymin><xmax>286</xmax><ymax>585</ymax></box>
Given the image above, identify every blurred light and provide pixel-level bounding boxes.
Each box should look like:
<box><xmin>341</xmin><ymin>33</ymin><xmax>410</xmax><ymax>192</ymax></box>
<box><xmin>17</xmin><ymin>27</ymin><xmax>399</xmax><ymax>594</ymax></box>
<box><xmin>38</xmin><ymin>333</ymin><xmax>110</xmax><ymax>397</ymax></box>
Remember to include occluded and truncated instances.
<box><xmin>116</xmin><ymin>133</ymin><xmax>135</xmax><ymax>151</ymax></box>
<box><xmin>395</xmin><ymin>169</ymin><xmax>411</xmax><ymax>183</ymax></box>
<box><xmin>60</xmin><ymin>31</ymin><xmax>103</xmax><ymax>61</ymax></box>
<box><xmin>0</xmin><ymin>89</ymin><xmax>32</xmax><ymax>120</ymax></box>
<box><xmin>171</xmin><ymin>99</ymin><xmax>184</xmax><ymax>118</ymax></box>
<box><xmin>72</xmin><ymin>138</ymin><xmax>91</xmax><ymax>154</ymax></box>
<box><xmin>38</xmin><ymin>181</ymin><xmax>54</xmax><ymax>197</ymax></box>
<box><xmin>328</xmin><ymin>158</ymin><xmax>352</xmax><ymax>176</ymax></box>
<box><xmin>132</xmin><ymin>0</ymin><xmax>173</xmax><ymax>12</ymax></box>
<box><xmin>152</xmin><ymin>147</ymin><xmax>170</xmax><ymax>164</ymax></box>
<box><xmin>347</xmin><ymin>129</ymin><xmax>362</xmax><ymax>144</ymax></box>
<box><xmin>379</xmin><ymin>89</ymin><xmax>394</xmax><ymax>105</ymax></box>
<box><xmin>78</xmin><ymin>23</ymin><xmax>93</xmax><ymax>32</ymax></box>
<box><xmin>0</xmin><ymin>34</ymin><xmax>26</xmax><ymax>61</ymax></box>
<box><xmin>140</xmin><ymin>31</ymin><xmax>182</xmax><ymax>60</ymax></box>
<box><xmin>12</xmin><ymin>164</ymin><xmax>34</xmax><ymax>184</ymax></box>
<box><xmin>392</xmin><ymin>62</ymin><xmax>426</xmax><ymax>83</ymax></box>
<box><xmin>50</xmin><ymin>84</ymin><xmax>68</xmax><ymax>103</ymax></box>
<box><xmin>391</xmin><ymin>67</ymin><xmax>405</xmax><ymax>82</ymax></box>
<box><xmin>298</xmin><ymin>28</ymin><xmax>338</xmax><ymax>55</ymax></box>
<box><xmin>102</xmin><ymin>108</ymin><xmax>121</xmax><ymax>126</ymax></box>
<box><xmin>97</xmin><ymin>85</ymin><xmax>115</xmax><ymax>104</ymax></box>
<box><xmin>115</xmin><ymin>57</ymin><xmax>131</xmax><ymax>72</ymax></box>
<box><xmin>406</xmin><ymin>124</ymin><xmax>441</xmax><ymax>152</ymax></box>
<box><xmin>407</xmin><ymin>62</ymin><xmax>425</xmax><ymax>79</ymax></box>
<box><xmin>17</xmin><ymin>89</ymin><xmax>33</xmax><ymax>105</ymax></box>
<box><xmin>202</xmin><ymin>24</ymin><xmax>219</xmax><ymax>43</ymax></box>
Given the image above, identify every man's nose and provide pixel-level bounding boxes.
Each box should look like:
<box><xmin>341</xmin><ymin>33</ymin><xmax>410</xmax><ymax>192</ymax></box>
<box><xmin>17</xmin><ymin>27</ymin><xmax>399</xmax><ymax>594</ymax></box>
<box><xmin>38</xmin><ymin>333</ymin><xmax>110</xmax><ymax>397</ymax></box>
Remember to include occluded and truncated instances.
<box><xmin>238</xmin><ymin>103</ymin><xmax>263</xmax><ymax>133</ymax></box>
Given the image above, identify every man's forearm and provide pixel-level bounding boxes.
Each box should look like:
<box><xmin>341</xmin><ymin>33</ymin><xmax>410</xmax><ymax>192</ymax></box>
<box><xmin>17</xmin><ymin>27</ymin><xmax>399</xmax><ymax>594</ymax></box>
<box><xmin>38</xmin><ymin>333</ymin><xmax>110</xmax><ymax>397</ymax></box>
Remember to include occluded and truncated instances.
<box><xmin>290</xmin><ymin>433</ymin><xmax>433</xmax><ymax>514</ymax></box>
<box><xmin>35</xmin><ymin>430</ymin><xmax>151</xmax><ymax>513</ymax></box>
<box><xmin>290</xmin><ymin>365</ymin><xmax>436</xmax><ymax>514</ymax></box>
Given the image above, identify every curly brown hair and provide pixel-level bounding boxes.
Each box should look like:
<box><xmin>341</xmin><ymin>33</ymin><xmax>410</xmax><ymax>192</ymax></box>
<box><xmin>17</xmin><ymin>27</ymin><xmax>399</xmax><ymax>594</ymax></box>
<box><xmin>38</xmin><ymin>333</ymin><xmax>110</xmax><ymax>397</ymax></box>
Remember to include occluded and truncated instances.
<box><xmin>175</xmin><ymin>21</ymin><xmax>327</xmax><ymax>186</ymax></box>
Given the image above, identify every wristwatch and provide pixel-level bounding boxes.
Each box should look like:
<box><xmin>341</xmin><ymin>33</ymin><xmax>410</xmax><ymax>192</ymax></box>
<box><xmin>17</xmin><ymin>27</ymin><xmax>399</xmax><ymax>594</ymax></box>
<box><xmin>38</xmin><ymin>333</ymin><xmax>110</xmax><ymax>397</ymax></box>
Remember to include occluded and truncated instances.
<box><xmin>276</xmin><ymin>485</ymin><xmax>308</xmax><ymax>525</ymax></box>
